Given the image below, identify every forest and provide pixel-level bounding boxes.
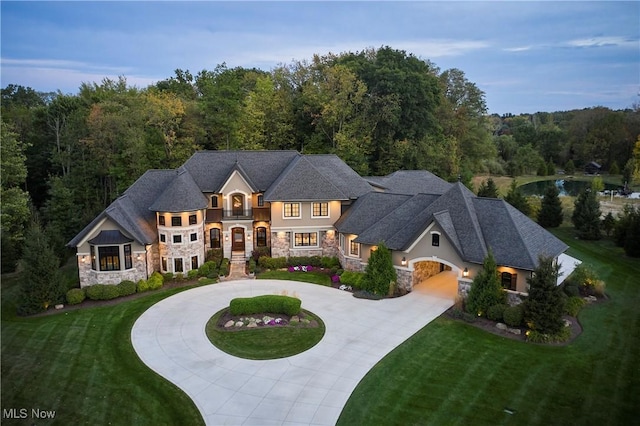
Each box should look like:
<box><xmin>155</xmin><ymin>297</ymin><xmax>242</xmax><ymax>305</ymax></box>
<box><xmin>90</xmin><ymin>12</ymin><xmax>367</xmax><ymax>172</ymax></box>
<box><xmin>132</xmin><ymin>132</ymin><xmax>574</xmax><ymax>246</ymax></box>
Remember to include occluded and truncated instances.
<box><xmin>2</xmin><ymin>46</ymin><xmax>640</xmax><ymax>272</ymax></box>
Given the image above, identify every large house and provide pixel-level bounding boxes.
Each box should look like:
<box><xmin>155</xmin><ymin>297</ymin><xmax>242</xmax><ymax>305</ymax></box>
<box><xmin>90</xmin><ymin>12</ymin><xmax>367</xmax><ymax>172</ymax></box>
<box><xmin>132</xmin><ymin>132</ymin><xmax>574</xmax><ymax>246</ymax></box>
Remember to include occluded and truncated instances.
<box><xmin>68</xmin><ymin>150</ymin><xmax>569</xmax><ymax>299</ymax></box>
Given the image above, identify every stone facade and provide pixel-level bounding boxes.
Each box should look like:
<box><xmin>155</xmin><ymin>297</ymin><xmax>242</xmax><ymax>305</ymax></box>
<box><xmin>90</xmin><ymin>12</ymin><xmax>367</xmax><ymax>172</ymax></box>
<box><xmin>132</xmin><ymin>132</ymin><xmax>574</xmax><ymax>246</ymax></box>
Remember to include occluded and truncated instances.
<box><xmin>78</xmin><ymin>256</ymin><xmax>147</xmax><ymax>288</ymax></box>
<box><xmin>271</xmin><ymin>231</ymin><xmax>290</xmax><ymax>258</ymax></box>
<box><xmin>395</xmin><ymin>268</ymin><xmax>412</xmax><ymax>293</ymax></box>
<box><xmin>338</xmin><ymin>250</ymin><xmax>363</xmax><ymax>271</ymax></box>
<box><xmin>457</xmin><ymin>279</ymin><xmax>472</xmax><ymax>298</ymax></box>
<box><xmin>160</xmin><ymin>225</ymin><xmax>205</xmax><ymax>273</ymax></box>
<box><xmin>321</xmin><ymin>231</ymin><xmax>338</xmax><ymax>257</ymax></box>
<box><xmin>413</xmin><ymin>261</ymin><xmax>442</xmax><ymax>285</ymax></box>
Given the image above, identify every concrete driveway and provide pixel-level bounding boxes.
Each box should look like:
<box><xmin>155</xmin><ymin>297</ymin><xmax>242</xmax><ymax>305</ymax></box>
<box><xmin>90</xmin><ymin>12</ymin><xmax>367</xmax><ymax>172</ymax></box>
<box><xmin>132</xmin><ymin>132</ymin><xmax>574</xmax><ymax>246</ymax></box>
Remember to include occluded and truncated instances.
<box><xmin>131</xmin><ymin>279</ymin><xmax>453</xmax><ymax>425</ymax></box>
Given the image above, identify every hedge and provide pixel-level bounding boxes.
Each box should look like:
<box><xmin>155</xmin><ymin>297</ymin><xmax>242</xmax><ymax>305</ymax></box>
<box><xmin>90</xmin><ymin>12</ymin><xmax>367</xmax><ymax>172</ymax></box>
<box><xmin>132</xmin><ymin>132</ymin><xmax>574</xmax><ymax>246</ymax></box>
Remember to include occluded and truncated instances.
<box><xmin>487</xmin><ymin>304</ymin><xmax>508</xmax><ymax>322</ymax></box>
<box><xmin>198</xmin><ymin>261</ymin><xmax>219</xmax><ymax>278</ymax></box>
<box><xmin>137</xmin><ymin>279</ymin><xmax>150</xmax><ymax>293</ymax></box>
<box><xmin>117</xmin><ymin>280</ymin><xmax>137</xmax><ymax>296</ymax></box>
<box><xmin>229</xmin><ymin>295</ymin><xmax>301</xmax><ymax>316</ymax></box>
<box><xmin>258</xmin><ymin>256</ymin><xmax>287</xmax><ymax>270</ymax></box>
<box><xmin>85</xmin><ymin>284</ymin><xmax>120</xmax><ymax>301</ymax></box>
<box><xmin>219</xmin><ymin>258</ymin><xmax>230</xmax><ymax>276</ymax></box>
<box><xmin>66</xmin><ymin>288</ymin><xmax>86</xmax><ymax>305</ymax></box>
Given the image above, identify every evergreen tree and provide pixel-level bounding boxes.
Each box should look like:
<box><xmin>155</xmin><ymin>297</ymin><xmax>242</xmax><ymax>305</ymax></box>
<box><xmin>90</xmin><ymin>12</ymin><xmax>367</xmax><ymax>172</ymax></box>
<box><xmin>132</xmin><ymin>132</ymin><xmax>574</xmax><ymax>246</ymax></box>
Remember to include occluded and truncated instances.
<box><xmin>609</xmin><ymin>161</ymin><xmax>620</xmax><ymax>175</ymax></box>
<box><xmin>477</xmin><ymin>177</ymin><xmax>499</xmax><ymax>198</ymax></box>
<box><xmin>613</xmin><ymin>205</ymin><xmax>640</xmax><ymax>257</ymax></box>
<box><xmin>537</xmin><ymin>184</ymin><xmax>563</xmax><ymax>228</ymax></box>
<box><xmin>17</xmin><ymin>221</ymin><xmax>66</xmax><ymax>315</ymax></box>
<box><xmin>524</xmin><ymin>256</ymin><xmax>564</xmax><ymax>334</ymax></box>
<box><xmin>363</xmin><ymin>241</ymin><xmax>397</xmax><ymax>296</ymax></box>
<box><xmin>571</xmin><ymin>189</ymin><xmax>602</xmax><ymax>240</ymax></box>
<box><xmin>564</xmin><ymin>159</ymin><xmax>576</xmax><ymax>175</ymax></box>
<box><xmin>601</xmin><ymin>212</ymin><xmax>616</xmax><ymax>237</ymax></box>
<box><xmin>537</xmin><ymin>161</ymin><xmax>548</xmax><ymax>176</ymax></box>
<box><xmin>504</xmin><ymin>180</ymin><xmax>531</xmax><ymax>216</ymax></box>
<box><xmin>465</xmin><ymin>251</ymin><xmax>505</xmax><ymax>316</ymax></box>
<box><xmin>546</xmin><ymin>159</ymin><xmax>556</xmax><ymax>176</ymax></box>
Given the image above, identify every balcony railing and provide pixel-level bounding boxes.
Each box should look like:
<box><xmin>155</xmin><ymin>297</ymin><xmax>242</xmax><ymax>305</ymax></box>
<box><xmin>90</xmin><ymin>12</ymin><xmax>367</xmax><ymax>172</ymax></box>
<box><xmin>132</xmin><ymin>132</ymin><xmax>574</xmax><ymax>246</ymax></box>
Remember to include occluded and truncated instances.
<box><xmin>205</xmin><ymin>208</ymin><xmax>271</xmax><ymax>222</ymax></box>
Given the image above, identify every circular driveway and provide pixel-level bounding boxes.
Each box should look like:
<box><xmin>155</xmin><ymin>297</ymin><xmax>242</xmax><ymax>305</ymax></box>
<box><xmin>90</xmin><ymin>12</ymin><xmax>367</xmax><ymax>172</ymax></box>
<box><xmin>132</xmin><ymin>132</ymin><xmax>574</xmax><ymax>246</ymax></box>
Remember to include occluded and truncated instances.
<box><xmin>131</xmin><ymin>278</ymin><xmax>454</xmax><ymax>425</ymax></box>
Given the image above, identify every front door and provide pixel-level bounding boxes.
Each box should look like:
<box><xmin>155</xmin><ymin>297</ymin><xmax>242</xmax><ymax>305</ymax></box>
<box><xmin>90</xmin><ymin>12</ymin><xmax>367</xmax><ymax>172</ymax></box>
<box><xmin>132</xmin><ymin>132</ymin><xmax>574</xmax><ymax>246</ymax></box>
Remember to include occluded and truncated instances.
<box><xmin>232</xmin><ymin>227</ymin><xmax>245</xmax><ymax>252</ymax></box>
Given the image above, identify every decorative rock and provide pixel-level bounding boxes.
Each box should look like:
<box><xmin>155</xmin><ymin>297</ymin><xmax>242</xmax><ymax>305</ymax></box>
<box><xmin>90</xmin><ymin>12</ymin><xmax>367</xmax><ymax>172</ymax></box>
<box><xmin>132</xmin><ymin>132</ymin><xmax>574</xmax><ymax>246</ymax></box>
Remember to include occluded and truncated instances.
<box><xmin>55</xmin><ymin>304</ymin><xmax>64</xmax><ymax>310</ymax></box>
<box><xmin>507</xmin><ymin>328</ymin><xmax>521</xmax><ymax>335</ymax></box>
<box><xmin>235</xmin><ymin>321</ymin><xmax>244</xmax><ymax>327</ymax></box>
<box><xmin>496</xmin><ymin>322</ymin><xmax>508</xmax><ymax>330</ymax></box>
<box><xmin>224</xmin><ymin>320</ymin><xmax>235</xmax><ymax>328</ymax></box>
<box><xmin>584</xmin><ymin>295</ymin><xmax>597</xmax><ymax>303</ymax></box>
<box><xmin>247</xmin><ymin>322</ymin><xmax>257</xmax><ymax>328</ymax></box>
<box><xmin>290</xmin><ymin>316</ymin><xmax>300</xmax><ymax>323</ymax></box>
<box><xmin>563</xmin><ymin>319</ymin><xmax>571</xmax><ymax>328</ymax></box>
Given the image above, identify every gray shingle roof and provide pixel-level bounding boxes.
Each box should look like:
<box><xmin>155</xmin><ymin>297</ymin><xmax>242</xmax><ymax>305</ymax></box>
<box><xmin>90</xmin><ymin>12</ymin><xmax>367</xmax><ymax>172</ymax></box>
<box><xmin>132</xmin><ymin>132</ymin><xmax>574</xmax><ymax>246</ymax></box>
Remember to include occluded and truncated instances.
<box><xmin>149</xmin><ymin>167</ymin><xmax>209</xmax><ymax>212</ymax></box>
<box><xmin>263</xmin><ymin>156</ymin><xmax>350</xmax><ymax>201</ymax></box>
<box><xmin>88</xmin><ymin>230</ymin><xmax>133</xmax><ymax>245</ymax></box>
<box><xmin>183</xmin><ymin>150</ymin><xmax>300</xmax><ymax>192</ymax></box>
<box><xmin>334</xmin><ymin>192</ymin><xmax>412</xmax><ymax>235</ymax></box>
<box><xmin>348</xmin><ymin>182</ymin><xmax>567</xmax><ymax>271</ymax></box>
<box><xmin>304</xmin><ymin>155</ymin><xmax>374</xmax><ymax>199</ymax></box>
<box><xmin>365</xmin><ymin>170</ymin><xmax>452</xmax><ymax>195</ymax></box>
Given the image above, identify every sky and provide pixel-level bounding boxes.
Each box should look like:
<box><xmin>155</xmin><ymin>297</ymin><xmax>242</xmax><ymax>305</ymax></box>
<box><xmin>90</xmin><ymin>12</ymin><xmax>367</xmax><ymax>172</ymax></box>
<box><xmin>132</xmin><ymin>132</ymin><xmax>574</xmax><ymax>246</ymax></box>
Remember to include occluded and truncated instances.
<box><xmin>1</xmin><ymin>1</ymin><xmax>638</xmax><ymax>115</ymax></box>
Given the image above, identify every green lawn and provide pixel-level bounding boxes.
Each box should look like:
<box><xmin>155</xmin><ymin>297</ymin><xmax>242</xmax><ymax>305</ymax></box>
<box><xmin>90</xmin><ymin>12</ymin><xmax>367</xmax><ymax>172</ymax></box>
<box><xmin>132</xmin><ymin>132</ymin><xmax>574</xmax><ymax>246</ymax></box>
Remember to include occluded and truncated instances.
<box><xmin>337</xmin><ymin>226</ymin><xmax>640</xmax><ymax>425</ymax></box>
<box><xmin>2</xmin><ymin>227</ymin><xmax>638</xmax><ymax>425</ymax></box>
<box><xmin>205</xmin><ymin>308</ymin><xmax>325</xmax><ymax>360</ymax></box>
<box><xmin>1</xmin><ymin>277</ymin><xmax>204</xmax><ymax>426</ymax></box>
<box><xmin>256</xmin><ymin>269</ymin><xmax>332</xmax><ymax>286</ymax></box>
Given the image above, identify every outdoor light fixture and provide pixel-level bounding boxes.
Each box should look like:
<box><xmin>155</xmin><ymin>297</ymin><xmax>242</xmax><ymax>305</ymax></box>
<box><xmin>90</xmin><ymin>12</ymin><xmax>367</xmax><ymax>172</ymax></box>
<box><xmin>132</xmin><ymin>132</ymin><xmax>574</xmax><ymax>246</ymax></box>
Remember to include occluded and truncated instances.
<box><xmin>463</xmin><ymin>267</ymin><xmax>469</xmax><ymax>277</ymax></box>
<box><xmin>81</xmin><ymin>256</ymin><xmax>86</xmax><ymax>263</ymax></box>
<box><xmin>401</xmin><ymin>257</ymin><xmax>407</xmax><ymax>266</ymax></box>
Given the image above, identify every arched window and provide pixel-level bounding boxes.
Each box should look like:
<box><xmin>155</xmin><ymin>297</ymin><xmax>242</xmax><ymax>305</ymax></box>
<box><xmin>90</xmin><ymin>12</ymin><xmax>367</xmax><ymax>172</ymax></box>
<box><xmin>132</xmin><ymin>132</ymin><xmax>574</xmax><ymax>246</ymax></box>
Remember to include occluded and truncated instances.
<box><xmin>231</xmin><ymin>193</ymin><xmax>244</xmax><ymax>216</ymax></box>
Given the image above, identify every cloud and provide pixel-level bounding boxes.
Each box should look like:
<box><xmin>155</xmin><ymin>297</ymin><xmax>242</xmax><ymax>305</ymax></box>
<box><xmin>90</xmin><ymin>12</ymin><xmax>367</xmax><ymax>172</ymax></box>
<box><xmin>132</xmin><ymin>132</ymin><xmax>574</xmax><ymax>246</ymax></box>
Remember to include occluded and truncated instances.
<box><xmin>566</xmin><ymin>36</ymin><xmax>638</xmax><ymax>48</ymax></box>
<box><xmin>503</xmin><ymin>46</ymin><xmax>532</xmax><ymax>52</ymax></box>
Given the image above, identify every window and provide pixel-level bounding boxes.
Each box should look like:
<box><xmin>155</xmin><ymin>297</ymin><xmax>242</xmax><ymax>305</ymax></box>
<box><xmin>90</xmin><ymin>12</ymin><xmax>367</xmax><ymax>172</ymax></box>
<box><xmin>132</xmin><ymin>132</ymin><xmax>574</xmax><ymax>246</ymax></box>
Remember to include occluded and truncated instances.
<box><xmin>90</xmin><ymin>246</ymin><xmax>96</xmax><ymax>270</ymax></box>
<box><xmin>432</xmin><ymin>233</ymin><xmax>440</xmax><ymax>247</ymax></box>
<box><xmin>171</xmin><ymin>216</ymin><xmax>182</xmax><ymax>227</ymax></box>
<box><xmin>350</xmin><ymin>240</ymin><xmax>359</xmax><ymax>256</ymax></box>
<box><xmin>501</xmin><ymin>272</ymin><xmax>517</xmax><ymax>291</ymax></box>
<box><xmin>312</xmin><ymin>202</ymin><xmax>329</xmax><ymax>217</ymax></box>
<box><xmin>211</xmin><ymin>196</ymin><xmax>218</xmax><ymax>208</ymax></box>
<box><xmin>99</xmin><ymin>246</ymin><xmax>120</xmax><ymax>271</ymax></box>
<box><xmin>284</xmin><ymin>203</ymin><xmax>300</xmax><ymax>218</ymax></box>
<box><xmin>257</xmin><ymin>195</ymin><xmax>264</xmax><ymax>207</ymax></box>
<box><xmin>191</xmin><ymin>256</ymin><xmax>199</xmax><ymax>270</ymax></box>
<box><xmin>294</xmin><ymin>232</ymin><xmax>317</xmax><ymax>247</ymax></box>
<box><xmin>190</xmin><ymin>233</ymin><xmax>197</xmax><ymax>242</ymax></box>
<box><xmin>174</xmin><ymin>258</ymin><xmax>183</xmax><ymax>273</ymax></box>
<box><xmin>124</xmin><ymin>244</ymin><xmax>132</xmax><ymax>269</ymax></box>
<box><xmin>160</xmin><ymin>234</ymin><xmax>166</xmax><ymax>243</ymax></box>
<box><xmin>232</xmin><ymin>194</ymin><xmax>244</xmax><ymax>216</ymax></box>
<box><xmin>210</xmin><ymin>228</ymin><xmax>221</xmax><ymax>248</ymax></box>
<box><xmin>158</xmin><ymin>215</ymin><xmax>165</xmax><ymax>226</ymax></box>
<box><xmin>161</xmin><ymin>257</ymin><xmax>167</xmax><ymax>272</ymax></box>
<box><xmin>173</xmin><ymin>234</ymin><xmax>182</xmax><ymax>244</ymax></box>
<box><xmin>189</xmin><ymin>214</ymin><xmax>197</xmax><ymax>225</ymax></box>
<box><xmin>339</xmin><ymin>234</ymin><xmax>345</xmax><ymax>251</ymax></box>
<box><xmin>256</xmin><ymin>227</ymin><xmax>267</xmax><ymax>247</ymax></box>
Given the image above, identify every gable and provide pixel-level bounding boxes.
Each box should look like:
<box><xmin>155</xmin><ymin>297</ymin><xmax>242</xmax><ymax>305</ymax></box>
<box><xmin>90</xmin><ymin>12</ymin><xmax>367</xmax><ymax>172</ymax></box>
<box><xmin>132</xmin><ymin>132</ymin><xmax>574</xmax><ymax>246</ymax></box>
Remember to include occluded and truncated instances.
<box><xmin>219</xmin><ymin>169</ymin><xmax>255</xmax><ymax>196</ymax></box>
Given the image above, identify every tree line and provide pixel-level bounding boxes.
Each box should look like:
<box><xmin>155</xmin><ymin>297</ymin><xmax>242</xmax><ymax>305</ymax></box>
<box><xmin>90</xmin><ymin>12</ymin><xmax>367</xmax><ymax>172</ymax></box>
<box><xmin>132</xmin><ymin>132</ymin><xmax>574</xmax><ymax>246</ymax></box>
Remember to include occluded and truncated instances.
<box><xmin>2</xmin><ymin>46</ymin><xmax>640</xmax><ymax>273</ymax></box>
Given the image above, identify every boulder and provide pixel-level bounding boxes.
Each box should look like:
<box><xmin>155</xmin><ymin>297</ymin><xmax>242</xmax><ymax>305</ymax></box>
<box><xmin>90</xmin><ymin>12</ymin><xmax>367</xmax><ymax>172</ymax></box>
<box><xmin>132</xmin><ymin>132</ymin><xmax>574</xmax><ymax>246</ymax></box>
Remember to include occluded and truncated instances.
<box><xmin>496</xmin><ymin>322</ymin><xmax>508</xmax><ymax>330</ymax></box>
<box><xmin>224</xmin><ymin>320</ymin><xmax>235</xmax><ymax>328</ymax></box>
<box><xmin>507</xmin><ymin>328</ymin><xmax>521</xmax><ymax>335</ymax></box>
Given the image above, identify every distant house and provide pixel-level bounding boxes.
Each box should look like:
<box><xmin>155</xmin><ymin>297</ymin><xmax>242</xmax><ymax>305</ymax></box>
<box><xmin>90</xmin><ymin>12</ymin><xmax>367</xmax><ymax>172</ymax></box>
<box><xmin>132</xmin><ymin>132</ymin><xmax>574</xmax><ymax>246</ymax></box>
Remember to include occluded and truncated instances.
<box><xmin>68</xmin><ymin>150</ymin><xmax>569</xmax><ymax>300</ymax></box>
<box><xmin>585</xmin><ymin>161</ymin><xmax>602</xmax><ymax>175</ymax></box>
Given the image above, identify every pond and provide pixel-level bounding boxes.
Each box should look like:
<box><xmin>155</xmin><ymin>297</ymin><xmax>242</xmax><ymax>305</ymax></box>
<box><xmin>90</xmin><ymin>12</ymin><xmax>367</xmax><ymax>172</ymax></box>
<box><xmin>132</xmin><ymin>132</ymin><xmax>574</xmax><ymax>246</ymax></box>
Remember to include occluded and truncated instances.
<box><xmin>519</xmin><ymin>179</ymin><xmax>619</xmax><ymax>197</ymax></box>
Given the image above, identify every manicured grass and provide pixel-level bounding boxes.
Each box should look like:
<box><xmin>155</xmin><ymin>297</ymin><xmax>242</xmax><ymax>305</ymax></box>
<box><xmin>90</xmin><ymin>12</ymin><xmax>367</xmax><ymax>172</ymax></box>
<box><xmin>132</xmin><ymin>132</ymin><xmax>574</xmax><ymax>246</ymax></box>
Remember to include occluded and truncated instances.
<box><xmin>205</xmin><ymin>308</ymin><xmax>325</xmax><ymax>360</ymax></box>
<box><xmin>337</xmin><ymin>226</ymin><xmax>640</xmax><ymax>425</ymax></box>
<box><xmin>256</xmin><ymin>270</ymin><xmax>332</xmax><ymax>286</ymax></box>
<box><xmin>1</xmin><ymin>278</ymin><xmax>204</xmax><ymax>426</ymax></box>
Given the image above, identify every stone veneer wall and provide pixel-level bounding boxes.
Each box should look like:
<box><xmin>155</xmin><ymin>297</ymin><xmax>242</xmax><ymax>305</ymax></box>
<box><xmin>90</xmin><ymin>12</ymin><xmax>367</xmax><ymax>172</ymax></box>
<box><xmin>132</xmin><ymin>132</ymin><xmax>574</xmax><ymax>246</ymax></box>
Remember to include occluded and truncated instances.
<box><xmin>413</xmin><ymin>261</ymin><xmax>441</xmax><ymax>285</ymax></box>
<box><xmin>338</xmin><ymin>250</ymin><xmax>363</xmax><ymax>271</ymax></box>
<box><xmin>395</xmin><ymin>268</ymin><xmax>413</xmax><ymax>293</ymax></box>
<box><xmin>457</xmin><ymin>279</ymin><xmax>526</xmax><ymax>306</ymax></box>
<box><xmin>161</xmin><ymin>226</ymin><xmax>205</xmax><ymax>272</ymax></box>
<box><xmin>321</xmin><ymin>231</ymin><xmax>338</xmax><ymax>257</ymax></box>
<box><xmin>78</xmin><ymin>257</ymin><xmax>147</xmax><ymax>288</ymax></box>
<box><xmin>271</xmin><ymin>232</ymin><xmax>290</xmax><ymax>258</ymax></box>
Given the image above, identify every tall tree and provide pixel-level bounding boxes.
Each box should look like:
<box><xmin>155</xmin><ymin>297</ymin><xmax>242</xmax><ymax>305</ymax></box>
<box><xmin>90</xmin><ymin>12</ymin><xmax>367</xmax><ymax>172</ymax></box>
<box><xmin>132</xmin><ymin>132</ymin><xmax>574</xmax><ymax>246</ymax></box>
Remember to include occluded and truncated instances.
<box><xmin>1</xmin><ymin>121</ymin><xmax>32</xmax><ymax>272</ymax></box>
<box><xmin>477</xmin><ymin>177</ymin><xmax>499</xmax><ymax>198</ymax></box>
<box><xmin>363</xmin><ymin>242</ymin><xmax>397</xmax><ymax>296</ymax></box>
<box><xmin>571</xmin><ymin>189</ymin><xmax>602</xmax><ymax>240</ymax></box>
<box><xmin>17</xmin><ymin>220</ymin><xmax>66</xmax><ymax>315</ymax></box>
<box><xmin>504</xmin><ymin>180</ymin><xmax>531</xmax><ymax>216</ymax></box>
<box><xmin>537</xmin><ymin>184</ymin><xmax>563</xmax><ymax>228</ymax></box>
<box><xmin>465</xmin><ymin>250</ymin><xmax>505</xmax><ymax>317</ymax></box>
<box><xmin>524</xmin><ymin>256</ymin><xmax>564</xmax><ymax>334</ymax></box>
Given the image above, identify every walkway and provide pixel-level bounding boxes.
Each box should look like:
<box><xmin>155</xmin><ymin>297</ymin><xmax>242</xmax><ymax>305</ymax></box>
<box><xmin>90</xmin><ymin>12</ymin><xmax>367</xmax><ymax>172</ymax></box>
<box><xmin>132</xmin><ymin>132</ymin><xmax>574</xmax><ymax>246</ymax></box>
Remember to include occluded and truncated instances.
<box><xmin>131</xmin><ymin>279</ymin><xmax>453</xmax><ymax>425</ymax></box>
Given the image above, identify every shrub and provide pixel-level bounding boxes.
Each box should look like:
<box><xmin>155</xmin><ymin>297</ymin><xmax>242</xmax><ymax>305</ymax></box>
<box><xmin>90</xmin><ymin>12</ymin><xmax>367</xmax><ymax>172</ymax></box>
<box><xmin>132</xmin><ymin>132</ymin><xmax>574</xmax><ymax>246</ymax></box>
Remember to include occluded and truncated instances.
<box><xmin>251</xmin><ymin>247</ymin><xmax>270</xmax><ymax>261</ymax></box>
<box><xmin>526</xmin><ymin>327</ymin><xmax>571</xmax><ymax>344</ymax></box>
<box><xmin>187</xmin><ymin>269</ymin><xmax>199</xmax><ymax>279</ymax></box>
<box><xmin>117</xmin><ymin>280</ymin><xmax>137</xmax><ymax>297</ymax></box>
<box><xmin>563</xmin><ymin>282</ymin><xmax>580</xmax><ymax>297</ymax></box>
<box><xmin>565</xmin><ymin>264</ymin><xmax>605</xmax><ymax>297</ymax></box>
<box><xmin>219</xmin><ymin>258</ymin><xmax>230</xmax><ymax>276</ymax></box>
<box><xmin>258</xmin><ymin>256</ymin><xmax>287</xmax><ymax>270</ymax></box>
<box><xmin>85</xmin><ymin>284</ymin><xmax>120</xmax><ymax>301</ymax></box>
<box><xmin>66</xmin><ymin>288</ymin><xmax>86</xmax><ymax>305</ymax></box>
<box><xmin>363</xmin><ymin>242</ymin><xmax>396</xmax><ymax>295</ymax></box>
<box><xmin>524</xmin><ymin>256</ymin><xmax>565</xmax><ymax>334</ymax></box>
<box><xmin>136</xmin><ymin>279</ymin><xmax>150</xmax><ymax>293</ymax></box>
<box><xmin>206</xmin><ymin>248</ymin><xmax>224</xmax><ymax>263</ymax></box>
<box><xmin>565</xmin><ymin>296</ymin><xmax>586</xmax><ymax>317</ymax></box>
<box><xmin>248</xmin><ymin>258</ymin><xmax>257</xmax><ymax>274</ymax></box>
<box><xmin>339</xmin><ymin>271</ymin><xmax>365</xmax><ymax>289</ymax></box>
<box><xmin>198</xmin><ymin>261</ymin><xmax>219</xmax><ymax>278</ymax></box>
<box><xmin>466</xmin><ymin>251</ymin><xmax>505</xmax><ymax>316</ymax></box>
<box><xmin>175</xmin><ymin>273</ymin><xmax>184</xmax><ymax>281</ymax></box>
<box><xmin>321</xmin><ymin>256</ymin><xmax>340</xmax><ymax>269</ymax></box>
<box><xmin>162</xmin><ymin>272</ymin><xmax>174</xmax><ymax>282</ymax></box>
<box><xmin>147</xmin><ymin>272</ymin><xmax>164</xmax><ymax>290</ymax></box>
<box><xmin>487</xmin><ymin>304</ymin><xmax>508</xmax><ymax>322</ymax></box>
<box><xmin>503</xmin><ymin>305</ymin><xmax>524</xmax><ymax>327</ymax></box>
<box><xmin>229</xmin><ymin>295</ymin><xmax>301</xmax><ymax>316</ymax></box>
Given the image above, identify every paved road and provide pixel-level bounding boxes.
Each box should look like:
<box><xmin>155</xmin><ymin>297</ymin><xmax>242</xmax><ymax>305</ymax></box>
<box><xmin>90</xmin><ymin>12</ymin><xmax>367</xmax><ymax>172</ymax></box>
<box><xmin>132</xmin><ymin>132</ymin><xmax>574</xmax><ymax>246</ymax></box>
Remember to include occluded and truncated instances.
<box><xmin>132</xmin><ymin>276</ymin><xmax>454</xmax><ymax>425</ymax></box>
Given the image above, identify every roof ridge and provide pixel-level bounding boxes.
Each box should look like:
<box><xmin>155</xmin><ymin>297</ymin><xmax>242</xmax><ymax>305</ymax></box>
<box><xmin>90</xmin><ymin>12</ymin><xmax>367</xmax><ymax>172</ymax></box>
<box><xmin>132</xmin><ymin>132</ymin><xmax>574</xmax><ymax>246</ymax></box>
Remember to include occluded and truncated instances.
<box><xmin>501</xmin><ymin>199</ymin><xmax>539</xmax><ymax>268</ymax></box>
<box><xmin>454</xmin><ymin>183</ymin><xmax>488</xmax><ymax>257</ymax></box>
